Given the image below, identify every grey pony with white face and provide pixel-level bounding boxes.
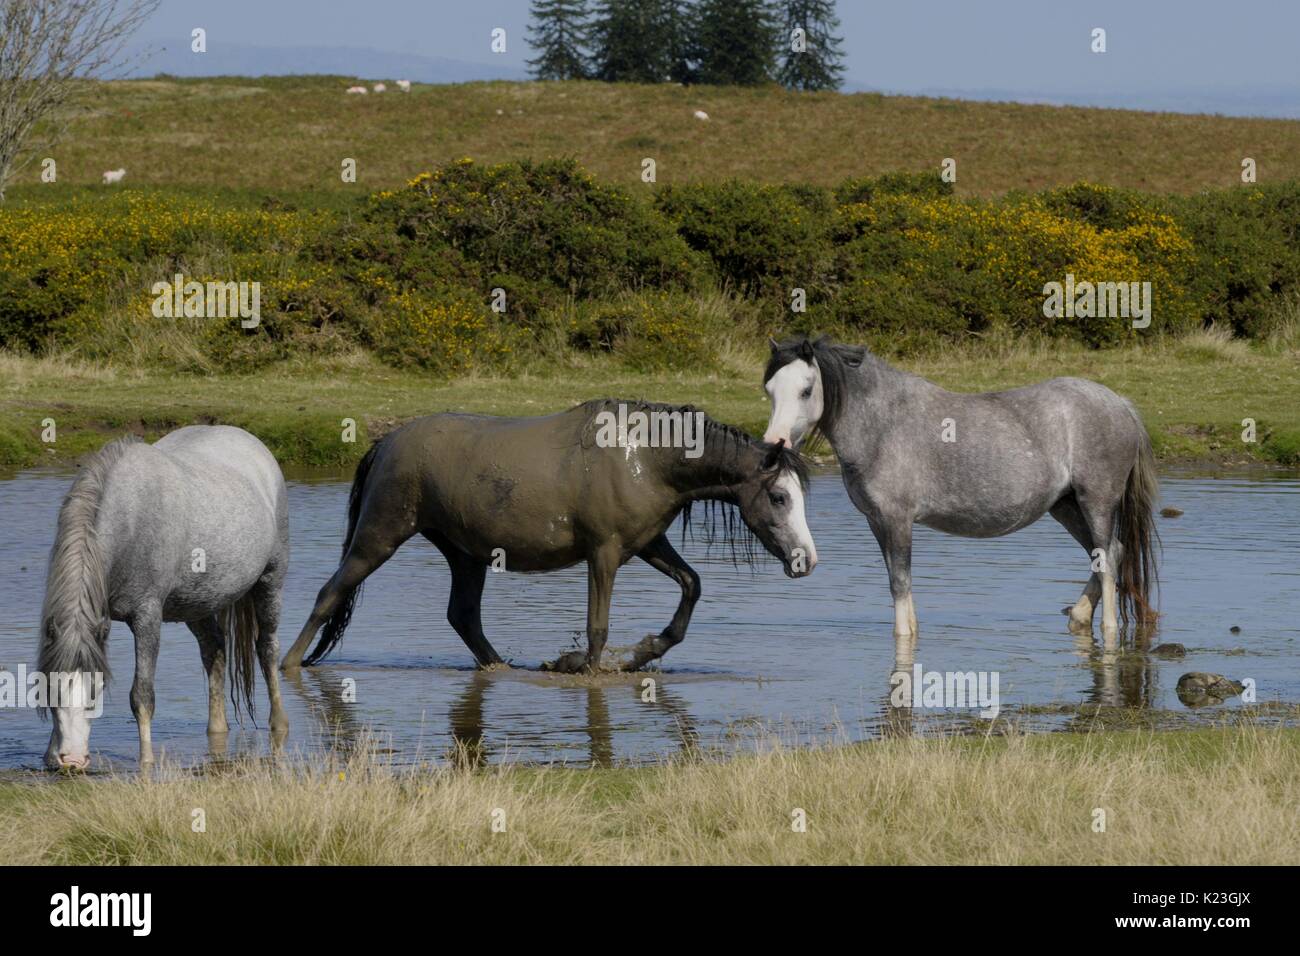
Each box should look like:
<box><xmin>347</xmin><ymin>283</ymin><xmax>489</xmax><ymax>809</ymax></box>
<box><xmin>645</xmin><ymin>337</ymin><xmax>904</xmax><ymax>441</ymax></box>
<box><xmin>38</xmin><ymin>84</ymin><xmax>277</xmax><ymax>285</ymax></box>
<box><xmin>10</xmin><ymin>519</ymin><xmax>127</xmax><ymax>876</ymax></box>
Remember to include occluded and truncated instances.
<box><xmin>281</xmin><ymin>399</ymin><xmax>815</xmax><ymax>676</ymax></box>
<box><xmin>37</xmin><ymin>426</ymin><xmax>290</xmax><ymax>770</ymax></box>
<box><xmin>763</xmin><ymin>336</ymin><xmax>1159</xmax><ymax>642</ymax></box>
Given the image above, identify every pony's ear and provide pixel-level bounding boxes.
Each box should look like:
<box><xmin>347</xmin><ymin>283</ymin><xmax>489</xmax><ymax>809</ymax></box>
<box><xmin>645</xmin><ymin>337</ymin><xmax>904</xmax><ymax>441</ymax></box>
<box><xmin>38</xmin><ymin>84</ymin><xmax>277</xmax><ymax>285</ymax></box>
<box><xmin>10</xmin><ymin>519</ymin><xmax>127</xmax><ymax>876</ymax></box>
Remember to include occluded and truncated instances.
<box><xmin>761</xmin><ymin>438</ymin><xmax>786</xmax><ymax>471</ymax></box>
<box><xmin>797</xmin><ymin>339</ymin><xmax>814</xmax><ymax>361</ymax></box>
<box><xmin>768</xmin><ymin>336</ymin><xmax>780</xmax><ymax>353</ymax></box>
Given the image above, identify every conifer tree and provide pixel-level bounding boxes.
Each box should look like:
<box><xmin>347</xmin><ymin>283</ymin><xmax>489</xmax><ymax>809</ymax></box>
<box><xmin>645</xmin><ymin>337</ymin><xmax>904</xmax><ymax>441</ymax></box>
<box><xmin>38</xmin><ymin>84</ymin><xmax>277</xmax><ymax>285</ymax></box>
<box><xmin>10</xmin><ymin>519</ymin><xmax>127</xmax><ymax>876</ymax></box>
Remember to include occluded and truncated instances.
<box><xmin>527</xmin><ymin>0</ymin><xmax>591</xmax><ymax>81</ymax></box>
<box><xmin>693</xmin><ymin>0</ymin><xmax>779</xmax><ymax>86</ymax></box>
<box><xmin>588</xmin><ymin>0</ymin><xmax>670</xmax><ymax>83</ymax></box>
<box><xmin>776</xmin><ymin>0</ymin><xmax>845</xmax><ymax>91</ymax></box>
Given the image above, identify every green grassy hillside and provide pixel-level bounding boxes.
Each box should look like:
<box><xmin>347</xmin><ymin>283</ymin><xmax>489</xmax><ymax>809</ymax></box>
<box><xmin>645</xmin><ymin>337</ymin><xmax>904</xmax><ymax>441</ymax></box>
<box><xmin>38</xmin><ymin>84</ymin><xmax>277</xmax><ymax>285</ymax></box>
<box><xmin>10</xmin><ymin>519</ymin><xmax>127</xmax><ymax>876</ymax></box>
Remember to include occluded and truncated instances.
<box><xmin>10</xmin><ymin>76</ymin><xmax>1300</xmax><ymax>199</ymax></box>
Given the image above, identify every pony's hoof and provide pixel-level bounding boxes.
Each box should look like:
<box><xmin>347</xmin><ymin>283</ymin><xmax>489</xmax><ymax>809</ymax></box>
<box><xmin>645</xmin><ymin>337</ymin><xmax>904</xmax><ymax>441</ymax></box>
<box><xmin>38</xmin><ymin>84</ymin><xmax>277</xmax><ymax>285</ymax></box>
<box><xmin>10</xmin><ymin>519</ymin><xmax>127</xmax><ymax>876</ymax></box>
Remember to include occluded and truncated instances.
<box><xmin>542</xmin><ymin>650</ymin><xmax>587</xmax><ymax>674</ymax></box>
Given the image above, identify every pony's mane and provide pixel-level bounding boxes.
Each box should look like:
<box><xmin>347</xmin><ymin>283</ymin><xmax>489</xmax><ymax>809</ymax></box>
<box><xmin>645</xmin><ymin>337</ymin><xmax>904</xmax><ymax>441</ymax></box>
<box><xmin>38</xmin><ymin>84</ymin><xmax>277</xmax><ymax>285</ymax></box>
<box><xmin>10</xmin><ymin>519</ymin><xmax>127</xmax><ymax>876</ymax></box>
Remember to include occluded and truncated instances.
<box><xmin>576</xmin><ymin>398</ymin><xmax>809</xmax><ymax>489</ymax></box>
<box><xmin>763</xmin><ymin>334</ymin><xmax>870</xmax><ymax>444</ymax></box>
<box><xmin>37</xmin><ymin>435</ymin><xmax>140</xmax><ymax>693</ymax></box>
<box><xmin>577</xmin><ymin>398</ymin><xmax>809</xmax><ymax>568</ymax></box>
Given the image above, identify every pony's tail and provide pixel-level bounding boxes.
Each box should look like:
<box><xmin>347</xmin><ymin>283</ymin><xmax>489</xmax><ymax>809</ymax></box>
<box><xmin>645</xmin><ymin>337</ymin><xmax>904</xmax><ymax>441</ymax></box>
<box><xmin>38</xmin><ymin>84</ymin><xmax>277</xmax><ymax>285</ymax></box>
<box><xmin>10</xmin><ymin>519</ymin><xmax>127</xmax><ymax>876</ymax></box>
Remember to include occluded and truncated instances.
<box><xmin>1116</xmin><ymin>426</ymin><xmax>1161</xmax><ymax>628</ymax></box>
<box><xmin>302</xmin><ymin>439</ymin><xmax>382</xmax><ymax>666</ymax></box>
<box><xmin>223</xmin><ymin>591</ymin><xmax>259</xmax><ymax>720</ymax></box>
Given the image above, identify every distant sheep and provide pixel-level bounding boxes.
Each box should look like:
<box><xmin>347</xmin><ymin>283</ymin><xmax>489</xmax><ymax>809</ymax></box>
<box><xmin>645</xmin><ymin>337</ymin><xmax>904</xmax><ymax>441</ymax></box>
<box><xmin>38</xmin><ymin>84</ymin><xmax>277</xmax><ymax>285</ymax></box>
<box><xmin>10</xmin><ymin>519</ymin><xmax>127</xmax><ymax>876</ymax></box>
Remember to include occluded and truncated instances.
<box><xmin>102</xmin><ymin>168</ymin><xmax>126</xmax><ymax>184</ymax></box>
<box><xmin>693</xmin><ymin>109</ymin><xmax>709</xmax><ymax>121</ymax></box>
<box><xmin>396</xmin><ymin>79</ymin><xmax>411</xmax><ymax>92</ymax></box>
<box><xmin>346</xmin><ymin>86</ymin><xmax>368</xmax><ymax>95</ymax></box>
<box><xmin>372</xmin><ymin>82</ymin><xmax>386</xmax><ymax>93</ymax></box>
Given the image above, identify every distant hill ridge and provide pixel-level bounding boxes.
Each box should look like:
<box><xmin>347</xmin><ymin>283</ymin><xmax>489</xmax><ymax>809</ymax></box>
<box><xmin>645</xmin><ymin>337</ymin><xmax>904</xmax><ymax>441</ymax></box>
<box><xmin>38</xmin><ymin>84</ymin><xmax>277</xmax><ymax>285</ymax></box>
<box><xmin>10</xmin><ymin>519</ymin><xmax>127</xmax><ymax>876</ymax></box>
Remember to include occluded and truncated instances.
<box><xmin>20</xmin><ymin>76</ymin><xmax>1300</xmax><ymax>197</ymax></box>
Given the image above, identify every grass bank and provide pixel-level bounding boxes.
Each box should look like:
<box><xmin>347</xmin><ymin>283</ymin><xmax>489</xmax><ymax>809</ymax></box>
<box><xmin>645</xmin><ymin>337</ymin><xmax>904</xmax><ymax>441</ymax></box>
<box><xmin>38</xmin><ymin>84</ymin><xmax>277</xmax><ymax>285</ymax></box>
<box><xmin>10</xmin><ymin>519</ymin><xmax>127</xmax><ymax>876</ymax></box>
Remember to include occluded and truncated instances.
<box><xmin>2</xmin><ymin>727</ymin><xmax>1296</xmax><ymax>865</ymax></box>
<box><xmin>12</xmin><ymin>76</ymin><xmax>1300</xmax><ymax>198</ymax></box>
<box><xmin>3</xmin><ymin>328</ymin><xmax>1298</xmax><ymax>470</ymax></box>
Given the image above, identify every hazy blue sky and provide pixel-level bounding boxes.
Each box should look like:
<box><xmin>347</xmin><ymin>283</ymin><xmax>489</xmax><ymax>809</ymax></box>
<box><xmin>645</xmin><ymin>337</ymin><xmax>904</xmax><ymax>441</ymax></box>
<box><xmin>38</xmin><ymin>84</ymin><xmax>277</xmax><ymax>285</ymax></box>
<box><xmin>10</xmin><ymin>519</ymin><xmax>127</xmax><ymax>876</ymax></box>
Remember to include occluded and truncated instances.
<box><xmin>132</xmin><ymin>1</ymin><xmax>1300</xmax><ymax>116</ymax></box>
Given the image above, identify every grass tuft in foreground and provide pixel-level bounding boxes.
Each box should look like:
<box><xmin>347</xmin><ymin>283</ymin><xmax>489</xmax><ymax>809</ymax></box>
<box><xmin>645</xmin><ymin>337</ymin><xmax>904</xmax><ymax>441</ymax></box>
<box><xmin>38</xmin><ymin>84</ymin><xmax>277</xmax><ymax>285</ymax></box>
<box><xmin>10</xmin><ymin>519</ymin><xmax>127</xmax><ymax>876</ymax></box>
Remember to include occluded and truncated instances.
<box><xmin>2</xmin><ymin>727</ymin><xmax>1297</xmax><ymax>865</ymax></box>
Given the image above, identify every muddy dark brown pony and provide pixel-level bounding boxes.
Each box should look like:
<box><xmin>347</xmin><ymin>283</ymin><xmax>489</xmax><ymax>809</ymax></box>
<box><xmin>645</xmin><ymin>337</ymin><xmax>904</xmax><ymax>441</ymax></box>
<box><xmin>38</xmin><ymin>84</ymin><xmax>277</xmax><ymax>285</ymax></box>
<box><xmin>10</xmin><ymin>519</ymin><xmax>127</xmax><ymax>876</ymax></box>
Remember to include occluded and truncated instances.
<box><xmin>281</xmin><ymin>400</ymin><xmax>816</xmax><ymax>674</ymax></box>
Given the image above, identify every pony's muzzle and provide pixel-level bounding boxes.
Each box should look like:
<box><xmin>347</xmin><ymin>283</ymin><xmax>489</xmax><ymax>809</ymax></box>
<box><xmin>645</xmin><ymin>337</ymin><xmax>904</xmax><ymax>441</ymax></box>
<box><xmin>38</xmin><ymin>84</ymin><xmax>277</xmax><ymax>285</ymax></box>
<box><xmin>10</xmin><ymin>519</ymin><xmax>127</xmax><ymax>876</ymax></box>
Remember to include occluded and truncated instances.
<box><xmin>783</xmin><ymin>552</ymin><xmax>817</xmax><ymax>578</ymax></box>
<box><xmin>50</xmin><ymin>751</ymin><xmax>89</xmax><ymax>771</ymax></box>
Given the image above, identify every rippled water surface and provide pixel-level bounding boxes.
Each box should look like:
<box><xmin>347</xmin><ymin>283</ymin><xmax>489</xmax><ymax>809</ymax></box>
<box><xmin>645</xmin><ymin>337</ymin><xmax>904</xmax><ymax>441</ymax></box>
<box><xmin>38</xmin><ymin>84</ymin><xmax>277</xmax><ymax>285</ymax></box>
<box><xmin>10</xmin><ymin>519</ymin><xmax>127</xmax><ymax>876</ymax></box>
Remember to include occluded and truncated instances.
<box><xmin>2</xmin><ymin>467</ymin><xmax>1297</xmax><ymax>769</ymax></box>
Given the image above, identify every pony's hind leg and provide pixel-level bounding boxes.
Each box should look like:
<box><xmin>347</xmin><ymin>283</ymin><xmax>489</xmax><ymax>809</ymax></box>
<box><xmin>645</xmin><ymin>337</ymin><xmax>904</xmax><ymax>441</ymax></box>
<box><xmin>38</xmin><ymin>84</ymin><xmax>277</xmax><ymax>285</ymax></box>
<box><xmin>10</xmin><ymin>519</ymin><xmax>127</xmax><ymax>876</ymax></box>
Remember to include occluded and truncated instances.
<box><xmin>434</xmin><ymin>539</ymin><xmax>504</xmax><ymax>668</ymax></box>
<box><xmin>251</xmin><ymin>567</ymin><xmax>289</xmax><ymax>734</ymax></box>
<box><xmin>625</xmin><ymin>534</ymin><xmax>701</xmax><ymax>671</ymax></box>
<box><xmin>128</xmin><ymin>602</ymin><xmax>163</xmax><ymax>765</ymax></box>
<box><xmin>1050</xmin><ymin>495</ymin><xmax>1101</xmax><ymax>632</ymax></box>
<box><xmin>282</xmin><ymin>528</ymin><xmax>410</xmax><ymax>670</ymax></box>
<box><xmin>1075</xmin><ymin>493</ymin><xmax>1122</xmax><ymax>643</ymax></box>
<box><xmin>187</xmin><ymin>616</ymin><xmax>228</xmax><ymax>735</ymax></box>
<box><xmin>582</xmin><ymin>545</ymin><xmax>621</xmax><ymax>672</ymax></box>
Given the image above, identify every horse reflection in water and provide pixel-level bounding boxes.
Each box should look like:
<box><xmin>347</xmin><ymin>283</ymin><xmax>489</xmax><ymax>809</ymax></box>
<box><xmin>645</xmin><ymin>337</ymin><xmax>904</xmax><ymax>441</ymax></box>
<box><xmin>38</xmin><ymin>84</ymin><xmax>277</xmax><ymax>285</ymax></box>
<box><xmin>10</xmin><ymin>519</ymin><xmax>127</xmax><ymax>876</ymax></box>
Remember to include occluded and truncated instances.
<box><xmin>274</xmin><ymin>666</ymin><xmax>700</xmax><ymax>769</ymax></box>
<box><xmin>445</xmin><ymin>671</ymin><xmax>700</xmax><ymax>769</ymax></box>
<box><xmin>1076</xmin><ymin>630</ymin><xmax>1158</xmax><ymax>711</ymax></box>
<box><xmin>882</xmin><ymin>629</ymin><xmax>1159</xmax><ymax>737</ymax></box>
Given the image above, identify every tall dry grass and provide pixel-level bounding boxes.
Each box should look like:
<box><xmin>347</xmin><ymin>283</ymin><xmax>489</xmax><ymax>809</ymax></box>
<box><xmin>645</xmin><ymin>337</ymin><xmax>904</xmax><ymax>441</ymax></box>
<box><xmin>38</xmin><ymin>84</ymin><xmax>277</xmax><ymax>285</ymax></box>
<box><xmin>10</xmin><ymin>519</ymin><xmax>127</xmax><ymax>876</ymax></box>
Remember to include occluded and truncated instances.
<box><xmin>3</xmin><ymin>727</ymin><xmax>1297</xmax><ymax>865</ymax></box>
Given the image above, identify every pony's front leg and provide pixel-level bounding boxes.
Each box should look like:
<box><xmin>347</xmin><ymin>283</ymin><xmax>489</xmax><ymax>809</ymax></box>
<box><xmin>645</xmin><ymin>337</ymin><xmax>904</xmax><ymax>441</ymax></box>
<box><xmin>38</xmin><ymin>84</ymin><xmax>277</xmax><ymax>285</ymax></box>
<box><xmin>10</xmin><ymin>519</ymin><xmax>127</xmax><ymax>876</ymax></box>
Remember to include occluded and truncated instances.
<box><xmin>625</xmin><ymin>534</ymin><xmax>701</xmax><ymax>670</ymax></box>
<box><xmin>542</xmin><ymin>545</ymin><xmax>620</xmax><ymax>675</ymax></box>
<box><xmin>129</xmin><ymin>604</ymin><xmax>163</xmax><ymax>766</ymax></box>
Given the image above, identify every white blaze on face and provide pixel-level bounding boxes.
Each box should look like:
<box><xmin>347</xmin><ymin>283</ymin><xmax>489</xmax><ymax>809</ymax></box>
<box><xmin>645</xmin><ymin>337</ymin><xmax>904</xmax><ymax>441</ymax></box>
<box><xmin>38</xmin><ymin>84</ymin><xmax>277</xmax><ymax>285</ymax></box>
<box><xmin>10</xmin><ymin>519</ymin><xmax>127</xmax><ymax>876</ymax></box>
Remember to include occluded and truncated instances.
<box><xmin>763</xmin><ymin>359</ymin><xmax>823</xmax><ymax>449</ymax></box>
<box><xmin>774</xmin><ymin>471</ymin><xmax>817</xmax><ymax>576</ymax></box>
<box><xmin>46</xmin><ymin>672</ymin><xmax>95</xmax><ymax>770</ymax></box>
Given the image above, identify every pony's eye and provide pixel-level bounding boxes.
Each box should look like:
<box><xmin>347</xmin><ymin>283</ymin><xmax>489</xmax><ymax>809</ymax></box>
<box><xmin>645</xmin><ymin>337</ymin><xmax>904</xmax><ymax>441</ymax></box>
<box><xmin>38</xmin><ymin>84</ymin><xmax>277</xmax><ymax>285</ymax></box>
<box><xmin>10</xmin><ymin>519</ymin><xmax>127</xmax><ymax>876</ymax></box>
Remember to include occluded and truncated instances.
<box><xmin>800</xmin><ymin>387</ymin><xmax>813</xmax><ymax>399</ymax></box>
<box><xmin>768</xmin><ymin>492</ymin><xmax>787</xmax><ymax>508</ymax></box>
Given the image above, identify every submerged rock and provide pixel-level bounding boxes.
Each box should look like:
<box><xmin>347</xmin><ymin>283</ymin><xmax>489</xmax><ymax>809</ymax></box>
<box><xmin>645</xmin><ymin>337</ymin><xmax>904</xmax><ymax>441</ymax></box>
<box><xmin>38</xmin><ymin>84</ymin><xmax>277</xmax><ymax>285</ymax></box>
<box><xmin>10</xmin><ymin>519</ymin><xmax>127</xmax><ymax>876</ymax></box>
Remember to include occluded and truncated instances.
<box><xmin>1159</xmin><ymin>507</ymin><xmax>1184</xmax><ymax>518</ymax></box>
<box><xmin>1176</xmin><ymin>672</ymin><xmax>1244</xmax><ymax>707</ymax></box>
<box><xmin>1152</xmin><ymin>643</ymin><xmax>1186</xmax><ymax>659</ymax></box>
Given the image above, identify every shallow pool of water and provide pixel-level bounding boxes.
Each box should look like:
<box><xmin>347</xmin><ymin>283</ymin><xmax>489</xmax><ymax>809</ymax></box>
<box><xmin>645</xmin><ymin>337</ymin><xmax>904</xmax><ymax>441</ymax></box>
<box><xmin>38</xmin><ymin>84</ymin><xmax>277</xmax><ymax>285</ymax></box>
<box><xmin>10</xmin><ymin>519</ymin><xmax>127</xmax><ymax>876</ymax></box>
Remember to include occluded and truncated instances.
<box><xmin>2</xmin><ymin>467</ymin><xmax>1297</xmax><ymax>769</ymax></box>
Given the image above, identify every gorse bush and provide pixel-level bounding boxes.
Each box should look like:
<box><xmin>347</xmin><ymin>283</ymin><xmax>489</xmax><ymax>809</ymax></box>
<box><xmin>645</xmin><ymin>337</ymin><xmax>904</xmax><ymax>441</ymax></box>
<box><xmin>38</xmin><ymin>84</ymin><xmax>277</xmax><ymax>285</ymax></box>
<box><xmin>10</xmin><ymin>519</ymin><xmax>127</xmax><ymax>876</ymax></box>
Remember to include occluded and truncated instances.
<box><xmin>655</xmin><ymin>179</ymin><xmax>835</xmax><ymax>299</ymax></box>
<box><xmin>834</xmin><ymin>170</ymin><xmax>955</xmax><ymax>206</ymax></box>
<box><xmin>1172</xmin><ymin>184</ymin><xmax>1300</xmax><ymax>339</ymax></box>
<box><xmin>1</xmin><ymin>160</ymin><xmax>1297</xmax><ymax>372</ymax></box>
<box><xmin>366</xmin><ymin>288</ymin><xmax>512</xmax><ymax>373</ymax></box>
<box><xmin>358</xmin><ymin>158</ymin><xmax>706</xmax><ymax>303</ymax></box>
<box><xmin>827</xmin><ymin>187</ymin><xmax>1200</xmax><ymax>349</ymax></box>
<box><xmin>568</xmin><ymin>290</ymin><xmax>727</xmax><ymax>371</ymax></box>
<box><xmin>0</xmin><ymin>194</ymin><xmax>324</xmax><ymax>351</ymax></box>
